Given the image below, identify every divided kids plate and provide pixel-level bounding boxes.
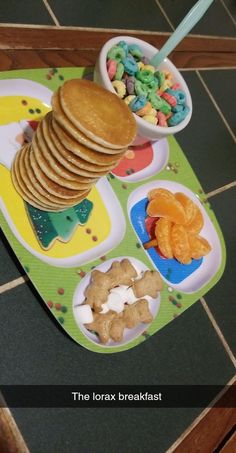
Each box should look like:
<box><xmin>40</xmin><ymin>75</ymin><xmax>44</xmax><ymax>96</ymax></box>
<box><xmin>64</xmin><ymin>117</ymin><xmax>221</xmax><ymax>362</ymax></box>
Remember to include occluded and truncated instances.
<box><xmin>0</xmin><ymin>67</ymin><xmax>226</xmax><ymax>353</ymax></box>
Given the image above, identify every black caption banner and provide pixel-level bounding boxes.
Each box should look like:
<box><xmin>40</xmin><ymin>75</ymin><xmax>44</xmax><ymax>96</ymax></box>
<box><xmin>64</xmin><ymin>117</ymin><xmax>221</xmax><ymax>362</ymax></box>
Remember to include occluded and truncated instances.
<box><xmin>0</xmin><ymin>385</ymin><xmax>235</xmax><ymax>408</ymax></box>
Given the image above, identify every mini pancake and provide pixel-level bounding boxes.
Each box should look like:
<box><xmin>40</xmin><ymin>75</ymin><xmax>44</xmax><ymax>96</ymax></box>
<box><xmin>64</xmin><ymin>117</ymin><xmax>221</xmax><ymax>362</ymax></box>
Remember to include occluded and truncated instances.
<box><xmin>31</xmin><ymin>136</ymin><xmax>95</xmax><ymax>191</ymax></box>
<box><xmin>41</xmin><ymin>114</ymin><xmax>115</xmax><ymax>177</ymax></box>
<box><xmin>59</xmin><ymin>79</ymin><xmax>137</xmax><ymax>149</ymax></box>
<box><xmin>29</xmin><ymin>149</ymin><xmax>91</xmax><ymax>200</ymax></box>
<box><xmin>20</xmin><ymin>145</ymin><xmax>68</xmax><ymax>209</ymax></box>
<box><xmin>51</xmin><ymin>113</ymin><xmax>124</xmax><ymax>165</ymax></box>
<box><xmin>34</xmin><ymin>121</ymin><xmax>101</xmax><ymax>182</ymax></box>
<box><xmin>24</xmin><ymin>147</ymin><xmax>85</xmax><ymax>206</ymax></box>
<box><xmin>12</xmin><ymin>151</ymin><xmax>60</xmax><ymax>211</ymax></box>
<box><xmin>23</xmin><ymin>145</ymin><xmax>78</xmax><ymax>208</ymax></box>
<box><xmin>52</xmin><ymin>89</ymin><xmax>127</xmax><ymax>155</ymax></box>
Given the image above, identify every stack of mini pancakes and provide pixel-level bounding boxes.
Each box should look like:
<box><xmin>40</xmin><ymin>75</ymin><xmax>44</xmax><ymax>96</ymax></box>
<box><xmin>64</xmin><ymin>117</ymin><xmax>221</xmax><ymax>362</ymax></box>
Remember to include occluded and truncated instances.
<box><xmin>11</xmin><ymin>79</ymin><xmax>137</xmax><ymax>212</ymax></box>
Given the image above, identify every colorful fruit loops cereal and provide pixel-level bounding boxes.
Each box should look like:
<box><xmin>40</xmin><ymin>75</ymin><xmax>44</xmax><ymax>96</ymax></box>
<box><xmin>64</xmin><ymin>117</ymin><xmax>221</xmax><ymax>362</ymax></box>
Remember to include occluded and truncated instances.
<box><xmin>106</xmin><ymin>40</ymin><xmax>190</xmax><ymax>127</ymax></box>
<box><xmin>144</xmin><ymin>189</ymin><xmax>212</xmax><ymax>265</ymax></box>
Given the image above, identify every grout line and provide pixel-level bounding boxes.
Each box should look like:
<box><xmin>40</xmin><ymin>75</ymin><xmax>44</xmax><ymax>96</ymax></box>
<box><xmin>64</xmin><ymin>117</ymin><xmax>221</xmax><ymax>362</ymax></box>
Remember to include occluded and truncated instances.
<box><xmin>42</xmin><ymin>0</ymin><xmax>60</xmax><ymax>27</ymax></box>
<box><xmin>180</xmin><ymin>66</ymin><xmax>236</xmax><ymax>71</ymax></box>
<box><xmin>154</xmin><ymin>0</ymin><xmax>175</xmax><ymax>31</ymax></box>
<box><xmin>166</xmin><ymin>375</ymin><xmax>236</xmax><ymax>453</ymax></box>
<box><xmin>206</xmin><ymin>181</ymin><xmax>236</xmax><ymax>198</ymax></box>
<box><xmin>221</xmin><ymin>0</ymin><xmax>236</xmax><ymax>27</ymax></box>
<box><xmin>0</xmin><ymin>275</ymin><xmax>28</xmax><ymax>295</ymax></box>
<box><xmin>196</xmin><ymin>70</ymin><xmax>236</xmax><ymax>144</ymax></box>
<box><xmin>200</xmin><ymin>297</ymin><xmax>236</xmax><ymax>368</ymax></box>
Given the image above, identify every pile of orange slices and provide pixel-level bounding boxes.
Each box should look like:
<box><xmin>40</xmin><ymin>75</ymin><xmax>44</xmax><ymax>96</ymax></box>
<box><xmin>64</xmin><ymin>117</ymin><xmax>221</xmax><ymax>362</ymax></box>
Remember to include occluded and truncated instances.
<box><xmin>144</xmin><ymin>188</ymin><xmax>211</xmax><ymax>264</ymax></box>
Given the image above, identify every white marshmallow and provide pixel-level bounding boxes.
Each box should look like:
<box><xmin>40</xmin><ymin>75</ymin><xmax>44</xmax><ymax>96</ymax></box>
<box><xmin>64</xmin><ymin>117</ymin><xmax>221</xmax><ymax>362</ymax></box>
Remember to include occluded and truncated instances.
<box><xmin>107</xmin><ymin>292</ymin><xmax>124</xmax><ymax>313</ymax></box>
<box><xmin>125</xmin><ymin>287</ymin><xmax>138</xmax><ymax>305</ymax></box>
<box><xmin>110</xmin><ymin>285</ymin><xmax>129</xmax><ymax>299</ymax></box>
<box><xmin>74</xmin><ymin>304</ymin><xmax>93</xmax><ymax>324</ymax></box>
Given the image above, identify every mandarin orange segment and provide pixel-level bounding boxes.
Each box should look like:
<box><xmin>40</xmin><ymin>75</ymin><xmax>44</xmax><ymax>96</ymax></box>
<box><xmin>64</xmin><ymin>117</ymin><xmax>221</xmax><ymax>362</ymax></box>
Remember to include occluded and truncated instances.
<box><xmin>185</xmin><ymin>206</ymin><xmax>204</xmax><ymax>234</ymax></box>
<box><xmin>155</xmin><ymin>218</ymin><xmax>173</xmax><ymax>259</ymax></box>
<box><xmin>188</xmin><ymin>233</ymin><xmax>211</xmax><ymax>259</ymax></box>
<box><xmin>175</xmin><ymin>192</ymin><xmax>197</xmax><ymax>225</ymax></box>
<box><xmin>147</xmin><ymin>188</ymin><xmax>175</xmax><ymax>201</ymax></box>
<box><xmin>171</xmin><ymin>224</ymin><xmax>192</xmax><ymax>264</ymax></box>
<box><xmin>147</xmin><ymin>194</ymin><xmax>186</xmax><ymax>224</ymax></box>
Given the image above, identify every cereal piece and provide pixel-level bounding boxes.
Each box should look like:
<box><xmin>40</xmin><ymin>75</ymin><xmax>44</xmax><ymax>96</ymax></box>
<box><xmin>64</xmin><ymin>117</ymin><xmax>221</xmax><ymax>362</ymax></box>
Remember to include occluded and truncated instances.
<box><xmin>74</xmin><ymin>304</ymin><xmax>94</xmax><ymax>324</ymax></box>
<box><xmin>124</xmin><ymin>95</ymin><xmax>136</xmax><ymax>106</ymax></box>
<box><xmin>124</xmin><ymin>149</ymin><xmax>135</xmax><ymax>159</ymax></box>
<box><xmin>129</xmin><ymin>95</ymin><xmax>148</xmax><ymax>112</ymax></box>
<box><xmin>188</xmin><ymin>233</ymin><xmax>211</xmax><ymax>259</ymax></box>
<box><xmin>171</xmin><ymin>224</ymin><xmax>192</xmax><ymax>264</ymax></box>
<box><xmin>114</xmin><ymin>62</ymin><xmax>124</xmax><ymax>81</ymax></box>
<box><xmin>142</xmin><ymin>64</ymin><xmax>155</xmax><ymax>73</ymax></box>
<box><xmin>147</xmin><ymin>192</ymin><xmax>187</xmax><ymax>224</ymax></box>
<box><xmin>107</xmin><ymin>45</ymin><xmax>126</xmax><ymax>61</ymax></box>
<box><xmin>132</xmin><ymin>270</ymin><xmax>163</xmax><ymax>299</ymax></box>
<box><xmin>126</xmin><ymin>76</ymin><xmax>135</xmax><ymax>95</ymax></box>
<box><xmin>112</xmin><ymin>80</ymin><xmax>126</xmax><ymax>98</ymax></box>
<box><xmin>123</xmin><ymin>56</ymin><xmax>138</xmax><ymax>75</ymax></box>
<box><xmin>142</xmin><ymin>114</ymin><xmax>158</xmax><ymax>125</ymax></box>
<box><xmin>118</xmin><ymin>40</ymin><xmax>128</xmax><ymax>56</ymax></box>
<box><xmin>154</xmin><ymin>70</ymin><xmax>165</xmax><ymax>88</ymax></box>
<box><xmin>155</xmin><ymin>218</ymin><xmax>173</xmax><ymax>259</ymax></box>
<box><xmin>166</xmin><ymin>89</ymin><xmax>186</xmax><ymax>105</ymax></box>
<box><xmin>156</xmin><ymin>111</ymin><xmax>167</xmax><ymax>127</ymax></box>
<box><xmin>175</xmin><ymin>193</ymin><xmax>197</xmax><ymax>225</ymax></box>
<box><xmin>168</xmin><ymin>106</ymin><xmax>190</xmax><ymax>126</ymax></box>
<box><xmin>134</xmin><ymin>80</ymin><xmax>149</xmax><ymax>97</ymax></box>
<box><xmin>137</xmin><ymin>61</ymin><xmax>144</xmax><ymax>70</ymax></box>
<box><xmin>123</xmin><ymin>299</ymin><xmax>153</xmax><ymax>328</ymax></box>
<box><xmin>135</xmin><ymin>102</ymin><xmax>152</xmax><ymax>116</ymax></box>
<box><xmin>128</xmin><ymin>44</ymin><xmax>142</xmax><ymax>60</ymax></box>
<box><xmin>161</xmin><ymin>91</ymin><xmax>177</xmax><ymax>107</ymax></box>
<box><xmin>106</xmin><ymin>59</ymin><xmax>117</xmax><ymax>80</ymax></box>
<box><xmin>136</xmin><ymin>69</ymin><xmax>154</xmax><ymax>85</ymax></box>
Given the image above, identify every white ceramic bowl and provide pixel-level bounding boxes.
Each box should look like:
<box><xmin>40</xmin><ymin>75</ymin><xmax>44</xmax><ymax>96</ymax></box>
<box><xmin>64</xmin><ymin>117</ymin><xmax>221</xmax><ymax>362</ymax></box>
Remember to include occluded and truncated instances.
<box><xmin>94</xmin><ymin>35</ymin><xmax>192</xmax><ymax>145</ymax></box>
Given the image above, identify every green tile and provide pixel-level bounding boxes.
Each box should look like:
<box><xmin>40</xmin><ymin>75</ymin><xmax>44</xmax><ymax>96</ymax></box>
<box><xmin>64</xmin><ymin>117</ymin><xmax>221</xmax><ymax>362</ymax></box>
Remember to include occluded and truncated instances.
<box><xmin>1</xmin><ymin>280</ymin><xmax>234</xmax><ymax>452</ymax></box>
<box><xmin>49</xmin><ymin>0</ymin><xmax>171</xmax><ymax>31</ymax></box>
<box><xmin>204</xmin><ymin>187</ymin><xmax>236</xmax><ymax>355</ymax></box>
<box><xmin>200</xmin><ymin>70</ymin><xmax>236</xmax><ymax>135</ymax></box>
<box><xmin>0</xmin><ymin>230</ymin><xmax>24</xmax><ymax>285</ymax></box>
<box><xmin>0</xmin><ymin>0</ymin><xmax>54</xmax><ymax>24</ymax></box>
<box><xmin>12</xmin><ymin>406</ymin><xmax>201</xmax><ymax>453</ymax></box>
<box><xmin>176</xmin><ymin>71</ymin><xmax>236</xmax><ymax>192</ymax></box>
<box><xmin>158</xmin><ymin>0</ymin><xmax>236</xmax><ymax>36</ymax></box>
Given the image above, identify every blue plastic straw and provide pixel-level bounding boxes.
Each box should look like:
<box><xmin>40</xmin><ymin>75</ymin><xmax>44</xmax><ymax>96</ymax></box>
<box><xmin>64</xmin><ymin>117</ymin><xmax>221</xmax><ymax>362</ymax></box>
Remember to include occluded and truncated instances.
<box><xmin>150</xmin><ymin>0</ymin><xmax>215</xmax><ymax>67</ymax></box>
